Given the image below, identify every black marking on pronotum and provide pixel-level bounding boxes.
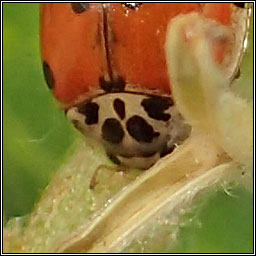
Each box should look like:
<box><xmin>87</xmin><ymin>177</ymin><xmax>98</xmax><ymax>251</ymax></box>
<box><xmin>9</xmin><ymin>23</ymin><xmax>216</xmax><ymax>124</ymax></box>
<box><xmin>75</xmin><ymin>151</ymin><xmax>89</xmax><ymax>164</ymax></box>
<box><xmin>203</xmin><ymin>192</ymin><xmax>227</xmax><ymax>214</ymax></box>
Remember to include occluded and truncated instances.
<box><xmin>99</xmin><ymin>76</ymin><xmax>126</xmax><ymax>93</ymax></box>
<box><xmin>78</xmin><ymin>102</ymin><xmax>99</xmax><ymax>125</ymax></box>
<box><xmin>126</xmin><ymin>115</ymin><xmax>160</xmax><ymax>143</ymax></box>
<box><xmin>102</xmin><ymin>118</ymin><xmax>124</xmax><ymax>144</ymax></box>
<box><xmin>71</xmin><ymin>3</ymin><xmax>90</xmax><ymax>13</ymax></box>
<box><xmin>233</xmin><ymin>3</ymin><xmax>246</xmax><ymax>8</ymax></box>
<box><xmin>124</xmin><ymin>3</ymin><xmax>143</xmax><ymax>9</ymax></box>
<box><xmin>141</xmin><ymin>96</ymin><xmax>173</xmax><ymax>121</ymax></box>
<box><xmin>114</xmin><ymin>98</ymin><xmax>126</xmax><ymax>120</ymax></box>
<box><xmin>42</xmin><ymin>61</ymin><xmax>55</xmax><ymax>89</ymax></box>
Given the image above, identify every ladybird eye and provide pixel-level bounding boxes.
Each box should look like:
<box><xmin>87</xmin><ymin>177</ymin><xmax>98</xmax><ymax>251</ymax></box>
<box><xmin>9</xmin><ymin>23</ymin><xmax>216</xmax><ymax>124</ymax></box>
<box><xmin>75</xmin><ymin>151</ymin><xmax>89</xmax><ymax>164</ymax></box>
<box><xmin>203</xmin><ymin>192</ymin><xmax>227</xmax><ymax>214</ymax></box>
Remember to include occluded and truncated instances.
<box><xmin>233</xmin><ymin>3</ymin><xmax>246</xmax><ymax>8</ymax></box>
<box><xmin>124</xmin><ymin>3</ymin><xmax>143</xmax><ymax>9</ymax></box>
<box><xmin>71</xmin><ymin>3</ymin><xmax>90</xmax><ymax>13</ymax></box>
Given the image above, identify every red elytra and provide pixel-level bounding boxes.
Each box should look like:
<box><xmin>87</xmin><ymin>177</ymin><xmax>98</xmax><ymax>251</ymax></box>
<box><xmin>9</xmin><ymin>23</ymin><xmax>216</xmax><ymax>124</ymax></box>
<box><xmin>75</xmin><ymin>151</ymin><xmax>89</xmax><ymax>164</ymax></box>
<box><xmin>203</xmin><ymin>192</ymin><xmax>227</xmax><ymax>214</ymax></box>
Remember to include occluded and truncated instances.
<box><xmin>40</xmin><ymin>3</ymin><xmax>243</xmax><ymax>109</ymax></box>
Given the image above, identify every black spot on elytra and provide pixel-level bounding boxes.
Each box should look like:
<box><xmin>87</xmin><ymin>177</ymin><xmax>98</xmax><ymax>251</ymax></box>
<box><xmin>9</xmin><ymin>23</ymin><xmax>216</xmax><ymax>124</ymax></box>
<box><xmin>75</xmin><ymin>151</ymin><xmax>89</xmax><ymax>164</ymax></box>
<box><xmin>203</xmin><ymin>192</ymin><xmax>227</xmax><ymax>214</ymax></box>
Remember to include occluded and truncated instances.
<box><xmin>107</xmin><ymin>153</ymin><xmax>121</xmax><ymax>165</ymax></box>
<box><xmin>126</xmin><ymin>115</ymin><xmax>160</xmax><ymax>143</ymax></box>
<box><xmin>114</xmin><ymin>98</ymin><xmax>126</xmax><ymax>120</ymax></box>
<box><xmin>78</xmin><ymin>102</ymin><xmax>99</xmax><ymax>125</ymax></box>
<box><xmin>124</xmin><ymin>3</ymin><xmax>143</xmax><ymax>9</ymax></box>
<box><xmin>102</xmin><ymin>118</ymin><xmax>124</xmax><ymax>144</ymax></box>
<box><xmin>234</xmin><ymin>3</ymin><xmax>246</xmax><ymax>8</ymax></box>
<box><xmin>42</xmin><ymin>61</ymin><xmax>55</xmax><ymax>89</ymax></box>
<box><xmin>71</xmin><ymin>3</ymin><xmax>90</xmax><ymax>13</ymax></box>
<box><xmin>99</xmin><ymin>76</ymin><xmax>125</xmax><ymax>93</ymax></box>
<box><xmin>141</xmin><ymin>96</ymin><xmax>173</xmax><ymax>121</ymax></box>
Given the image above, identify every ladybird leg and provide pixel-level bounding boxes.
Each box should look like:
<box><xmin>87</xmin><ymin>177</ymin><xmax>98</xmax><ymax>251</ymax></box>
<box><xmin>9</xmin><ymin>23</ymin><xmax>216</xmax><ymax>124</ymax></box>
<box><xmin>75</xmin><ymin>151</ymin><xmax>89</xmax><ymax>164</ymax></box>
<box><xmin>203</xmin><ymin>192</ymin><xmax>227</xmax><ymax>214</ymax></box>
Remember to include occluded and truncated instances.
<box><xmin>165</xmin><ymin>13</ymin><xmax>252</xmax><ymax>167</ymax></box>
<box><xmin>89</xmin><ymin>164</ymin><xmax>126</xmax><ymax>190</ymax></box>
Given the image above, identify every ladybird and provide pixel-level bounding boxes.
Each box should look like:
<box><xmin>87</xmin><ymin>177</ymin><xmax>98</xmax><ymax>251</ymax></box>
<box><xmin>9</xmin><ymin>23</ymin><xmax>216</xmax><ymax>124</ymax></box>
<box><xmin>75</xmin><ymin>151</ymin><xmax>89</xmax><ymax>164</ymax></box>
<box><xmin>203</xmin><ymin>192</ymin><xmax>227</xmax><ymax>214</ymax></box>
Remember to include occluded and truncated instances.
<box><xmin>40</xmin><ymin>3</ymin><xmax>250</xmax><ymax>168</ymax></box>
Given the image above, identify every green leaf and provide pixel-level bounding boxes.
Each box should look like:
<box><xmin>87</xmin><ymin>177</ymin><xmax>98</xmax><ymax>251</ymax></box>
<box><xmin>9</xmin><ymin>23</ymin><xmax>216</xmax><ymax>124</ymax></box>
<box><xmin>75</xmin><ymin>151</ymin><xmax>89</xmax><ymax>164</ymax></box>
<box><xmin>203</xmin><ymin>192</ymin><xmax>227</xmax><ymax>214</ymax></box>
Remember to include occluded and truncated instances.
<box><xmin>3</xmin><ymin>3</ymin><xmax>76</xmax><ymax>218</ymax></box>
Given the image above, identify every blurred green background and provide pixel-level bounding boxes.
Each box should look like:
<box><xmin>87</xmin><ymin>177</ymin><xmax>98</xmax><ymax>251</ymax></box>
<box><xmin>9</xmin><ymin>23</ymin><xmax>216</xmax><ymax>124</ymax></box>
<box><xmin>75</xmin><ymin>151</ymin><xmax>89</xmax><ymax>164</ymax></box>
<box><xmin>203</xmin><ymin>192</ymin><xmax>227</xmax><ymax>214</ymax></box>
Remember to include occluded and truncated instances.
<box><xmin>3</xmin><ymin>3</ymin><xmax>253</xmax><ymax>253</ymax></box>
<box><xmin>3</xmin><ymin>3</ymin><xmax>76</xmax><ymax>219</ymax></box>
